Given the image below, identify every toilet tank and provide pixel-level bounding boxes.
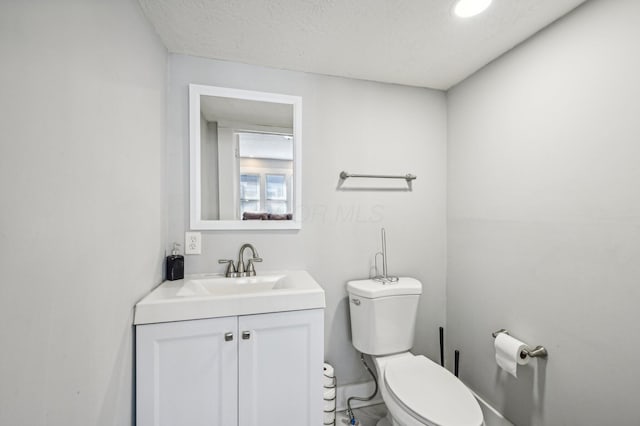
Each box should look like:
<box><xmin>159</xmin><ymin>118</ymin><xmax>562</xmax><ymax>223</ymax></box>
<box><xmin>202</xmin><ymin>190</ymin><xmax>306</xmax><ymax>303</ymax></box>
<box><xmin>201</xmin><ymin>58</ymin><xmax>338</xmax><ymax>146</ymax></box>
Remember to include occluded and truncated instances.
<box><xmin>347</xmin><ymin>278</ymin><xmax>422</xmax><ymax>356</ymax></box>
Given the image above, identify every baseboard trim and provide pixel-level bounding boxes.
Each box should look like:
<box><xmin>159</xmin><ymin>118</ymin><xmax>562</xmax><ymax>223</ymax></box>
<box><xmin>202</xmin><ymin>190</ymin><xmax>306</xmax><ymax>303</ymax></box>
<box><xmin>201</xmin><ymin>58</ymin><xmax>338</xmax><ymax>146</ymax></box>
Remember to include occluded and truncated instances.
<box><xmin>468</xmin><ymin>389</ymin><xmax>514</xmax><ymax>426</ymax></box>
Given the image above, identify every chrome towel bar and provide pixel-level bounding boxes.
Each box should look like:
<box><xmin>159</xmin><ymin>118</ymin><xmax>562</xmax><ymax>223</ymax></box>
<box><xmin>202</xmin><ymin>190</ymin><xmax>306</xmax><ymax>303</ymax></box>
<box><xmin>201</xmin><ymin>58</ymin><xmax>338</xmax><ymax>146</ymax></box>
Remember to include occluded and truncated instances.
<box><xmin>492</xmin><ymin>329</ymin><xmax>548</xmax><ymax>359</ymax></box>
<box><xmin>339</xmin><ymin>171</ymin><xmax>417</xmax><ymax>181</ymax></box>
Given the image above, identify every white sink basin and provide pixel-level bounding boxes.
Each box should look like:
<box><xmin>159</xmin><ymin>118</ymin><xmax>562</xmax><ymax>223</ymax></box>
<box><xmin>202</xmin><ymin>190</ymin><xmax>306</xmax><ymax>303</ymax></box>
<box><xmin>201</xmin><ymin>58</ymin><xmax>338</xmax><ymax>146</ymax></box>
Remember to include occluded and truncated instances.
<box><xmin>177</xmin><ymin>274</ymin><xmax>289</xmax><ymax>297</ymax></box>
<box><xmin>134</xmin><ymin>270</ymin><xmax>325</xmax><ymax>325</ymax></box>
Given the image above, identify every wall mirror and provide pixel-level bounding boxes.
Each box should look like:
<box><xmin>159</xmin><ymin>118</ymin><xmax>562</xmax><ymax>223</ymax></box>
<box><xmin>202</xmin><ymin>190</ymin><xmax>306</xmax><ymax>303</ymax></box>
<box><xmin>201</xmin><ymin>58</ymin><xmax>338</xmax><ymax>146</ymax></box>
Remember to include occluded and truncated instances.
<box><xmin>189</xmin><ymin>84</ymin><xmax>302</xmax><ymax>230</ymax></box>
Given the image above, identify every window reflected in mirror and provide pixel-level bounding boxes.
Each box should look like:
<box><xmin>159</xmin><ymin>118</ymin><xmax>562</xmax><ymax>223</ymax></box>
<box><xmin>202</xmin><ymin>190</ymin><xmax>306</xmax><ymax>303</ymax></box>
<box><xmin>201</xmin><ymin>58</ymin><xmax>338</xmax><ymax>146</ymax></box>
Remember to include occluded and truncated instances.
<box><xmin>237</xmin><ymin>132</ymin><xmax>293</xmax><ymax>220</ymax></box>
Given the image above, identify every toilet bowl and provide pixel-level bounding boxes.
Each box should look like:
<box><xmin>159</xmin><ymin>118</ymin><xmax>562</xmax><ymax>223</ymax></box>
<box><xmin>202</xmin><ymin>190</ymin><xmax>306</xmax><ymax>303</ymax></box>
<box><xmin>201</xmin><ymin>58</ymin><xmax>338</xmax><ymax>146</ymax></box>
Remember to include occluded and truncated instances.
<box><xmin>373</xmin><ymin>353</ymin><xmax>483</xmax><ymax>426</ymax></box>
<box><xmin>347</xmin><ymin>278</ymin><xmax>483</xmax><ymax>426</ymax></box>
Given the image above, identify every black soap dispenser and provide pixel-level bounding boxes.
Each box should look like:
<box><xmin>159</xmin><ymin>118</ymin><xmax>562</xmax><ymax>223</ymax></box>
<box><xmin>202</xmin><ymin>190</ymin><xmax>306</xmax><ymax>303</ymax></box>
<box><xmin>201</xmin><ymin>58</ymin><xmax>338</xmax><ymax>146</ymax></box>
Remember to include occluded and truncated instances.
<box><xmin>166</xmin><ymin>243</ymin><xmax>184</xmax><ymax>281</ymax></box>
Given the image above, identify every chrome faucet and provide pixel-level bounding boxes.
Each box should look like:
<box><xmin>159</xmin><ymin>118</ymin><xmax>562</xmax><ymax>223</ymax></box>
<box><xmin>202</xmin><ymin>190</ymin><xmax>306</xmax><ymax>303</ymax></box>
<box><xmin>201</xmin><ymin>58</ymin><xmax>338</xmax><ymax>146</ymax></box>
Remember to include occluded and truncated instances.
<box><xmin>237</xmin><ymin>243</ymin><xmax>262</xmax><ymax>277</ymax></box>
<box><xmin>218</xmin><ymin>243</ymin><xmax>262</xmax><ymax>277</ymax></box>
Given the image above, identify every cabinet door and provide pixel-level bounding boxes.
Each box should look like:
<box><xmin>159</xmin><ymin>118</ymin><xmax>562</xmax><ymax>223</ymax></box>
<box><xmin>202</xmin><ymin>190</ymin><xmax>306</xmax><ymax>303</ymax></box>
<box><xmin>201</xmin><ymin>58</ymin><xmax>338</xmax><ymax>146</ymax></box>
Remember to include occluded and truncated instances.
<box><xmin>238</xmin><ymin>309</ymin><xmax>324</xmax><ymax>426</ymax></box>
<box><xmin>136</xmin><ymin>317</ymin><xmax>238</xmax><ymax>426</ymax></box>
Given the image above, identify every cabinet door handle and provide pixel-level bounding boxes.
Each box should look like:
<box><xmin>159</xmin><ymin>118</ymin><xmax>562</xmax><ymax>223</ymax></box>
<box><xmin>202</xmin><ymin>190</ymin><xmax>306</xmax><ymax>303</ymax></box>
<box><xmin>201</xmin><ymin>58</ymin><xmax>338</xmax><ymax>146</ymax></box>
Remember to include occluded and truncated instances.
<box><xmin>242</xmin><ymin>331</ymin><xmax>251</xmax><ymax>340</ymax></box>
<box><xmin>224</xmin><ymin>332</ymin><xmax>234</xmax><ymax>342</ymax></box>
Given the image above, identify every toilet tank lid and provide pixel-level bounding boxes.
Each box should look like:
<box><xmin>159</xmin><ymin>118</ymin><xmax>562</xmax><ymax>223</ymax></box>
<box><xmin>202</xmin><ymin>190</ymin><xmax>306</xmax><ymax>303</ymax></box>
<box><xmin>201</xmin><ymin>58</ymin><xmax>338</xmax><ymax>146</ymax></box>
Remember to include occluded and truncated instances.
<box><xmin>347</xmin><ymin>277</ymin><xmax>422</xmax><ymax>298</ymax></box>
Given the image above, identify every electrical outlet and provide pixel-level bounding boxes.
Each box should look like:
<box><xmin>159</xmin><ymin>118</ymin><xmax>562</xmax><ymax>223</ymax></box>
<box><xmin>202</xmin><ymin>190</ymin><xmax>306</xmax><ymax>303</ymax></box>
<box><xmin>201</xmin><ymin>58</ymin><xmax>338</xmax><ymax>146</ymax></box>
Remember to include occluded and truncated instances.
<box><xmin>184</xmin><ymin>232</ymin><xmax>201</xmax><ymax>254</ymax></box>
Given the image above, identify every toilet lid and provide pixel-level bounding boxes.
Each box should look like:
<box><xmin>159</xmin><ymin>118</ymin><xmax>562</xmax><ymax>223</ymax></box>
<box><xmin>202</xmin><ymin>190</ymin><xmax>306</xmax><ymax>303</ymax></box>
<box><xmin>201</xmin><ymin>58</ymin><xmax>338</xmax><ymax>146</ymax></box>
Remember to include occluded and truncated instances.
<box><xmin>384</xmin><ymin>355</ymin><xmax>483</xmax><ymax>426</ymax></box>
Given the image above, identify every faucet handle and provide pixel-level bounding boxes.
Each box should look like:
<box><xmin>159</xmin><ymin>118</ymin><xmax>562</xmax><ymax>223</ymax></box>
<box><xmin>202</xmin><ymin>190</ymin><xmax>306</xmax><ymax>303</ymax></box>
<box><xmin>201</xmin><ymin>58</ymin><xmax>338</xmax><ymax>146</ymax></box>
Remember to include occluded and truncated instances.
<box><xmin>218</xmin><ymin>259</ymin><xmax>237</xmax><ymax>277</ymax></box>
<box><xmin>246</xmin><ymin>257</ymin><xmax>262</xmax><ymax>276</ymax></box>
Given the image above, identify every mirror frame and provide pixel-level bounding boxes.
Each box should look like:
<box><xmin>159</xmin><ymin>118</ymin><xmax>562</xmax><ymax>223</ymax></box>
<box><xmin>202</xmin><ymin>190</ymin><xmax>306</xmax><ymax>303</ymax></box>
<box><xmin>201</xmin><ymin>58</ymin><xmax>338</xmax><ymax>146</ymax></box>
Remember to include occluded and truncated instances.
<box><xmin>189</xmin><ymin>84</ymin><xmax>302</xmax><ymax>230</ymax></box>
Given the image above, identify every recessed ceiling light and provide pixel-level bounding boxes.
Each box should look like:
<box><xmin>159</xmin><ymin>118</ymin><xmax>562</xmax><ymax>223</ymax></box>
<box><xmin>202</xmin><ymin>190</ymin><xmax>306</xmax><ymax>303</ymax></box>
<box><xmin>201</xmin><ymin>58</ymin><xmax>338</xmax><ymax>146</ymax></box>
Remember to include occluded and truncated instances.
<box><xmin>453</xmin><ymin>0</ymin><xmax>493</xmax><ymax>18</ymax></box>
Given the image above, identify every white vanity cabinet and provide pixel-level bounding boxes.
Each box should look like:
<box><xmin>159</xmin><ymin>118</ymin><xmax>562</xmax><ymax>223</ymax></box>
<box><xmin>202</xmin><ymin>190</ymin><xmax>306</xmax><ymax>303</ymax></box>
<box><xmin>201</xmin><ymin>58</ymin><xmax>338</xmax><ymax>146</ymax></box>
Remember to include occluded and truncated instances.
<box><xmin>136</xmin><ymin>308</ymin><xmax>324</xmax><ymax>426</ymax></box>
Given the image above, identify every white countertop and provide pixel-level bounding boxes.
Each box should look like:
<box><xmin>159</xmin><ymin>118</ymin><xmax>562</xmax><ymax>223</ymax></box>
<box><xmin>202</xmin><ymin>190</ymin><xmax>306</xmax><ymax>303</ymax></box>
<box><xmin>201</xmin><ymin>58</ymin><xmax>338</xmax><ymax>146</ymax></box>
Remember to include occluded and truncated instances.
<box><xmin>134</xmin><ymin>270</ymin><xmax>326</xmax><ymax>325</ymax></box>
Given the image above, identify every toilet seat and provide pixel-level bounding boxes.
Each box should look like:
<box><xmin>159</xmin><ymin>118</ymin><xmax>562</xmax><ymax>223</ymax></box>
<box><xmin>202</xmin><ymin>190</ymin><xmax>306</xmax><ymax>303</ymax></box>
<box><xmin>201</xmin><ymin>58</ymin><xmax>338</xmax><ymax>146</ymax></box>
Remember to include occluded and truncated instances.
<box><xmin>384</xmin><ymin>355</ymin><xmax>483</xmax><ymax>426</ymax></box>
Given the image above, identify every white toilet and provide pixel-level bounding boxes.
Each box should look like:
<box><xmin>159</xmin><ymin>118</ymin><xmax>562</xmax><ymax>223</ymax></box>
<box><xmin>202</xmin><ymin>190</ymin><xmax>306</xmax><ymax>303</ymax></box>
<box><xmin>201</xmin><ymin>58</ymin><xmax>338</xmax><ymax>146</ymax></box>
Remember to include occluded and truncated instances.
<box><xmin>347</xmin><ymin>277</ymin><xmax>483</xmax><ymax>426</ymax></box>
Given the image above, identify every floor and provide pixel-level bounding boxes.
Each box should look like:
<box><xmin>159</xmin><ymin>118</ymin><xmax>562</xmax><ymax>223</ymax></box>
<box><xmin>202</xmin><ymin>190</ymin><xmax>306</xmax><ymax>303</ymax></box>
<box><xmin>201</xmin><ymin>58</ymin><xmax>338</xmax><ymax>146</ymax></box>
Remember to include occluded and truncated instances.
<box><xmin>334</xmin><ymin>404</ymin><xmax>388</xmax><ymax>426</ymax></box>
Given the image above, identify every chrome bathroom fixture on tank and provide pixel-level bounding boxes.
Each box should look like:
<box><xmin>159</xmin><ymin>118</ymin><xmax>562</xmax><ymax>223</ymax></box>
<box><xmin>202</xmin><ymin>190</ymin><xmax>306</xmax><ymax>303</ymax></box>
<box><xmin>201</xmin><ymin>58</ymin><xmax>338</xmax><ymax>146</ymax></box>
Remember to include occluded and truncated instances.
<box><xmin>372</xmin><ymin>228</ymin><xmax>399</xmax><ymax>284</ymax></box>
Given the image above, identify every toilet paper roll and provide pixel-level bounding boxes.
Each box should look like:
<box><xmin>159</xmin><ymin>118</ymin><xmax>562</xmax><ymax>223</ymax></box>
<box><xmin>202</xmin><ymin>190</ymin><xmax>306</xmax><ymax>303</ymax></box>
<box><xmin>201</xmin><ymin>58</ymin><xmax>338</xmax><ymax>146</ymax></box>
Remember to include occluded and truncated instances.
<box><xmin>495</xmin><ymin>333</ymin><xmax>530</xmax><ymax>378</ymax></box>
<box><xmin>323</xmin><ymin>397</ymin><xmax>336</xmax><ymax>412</ymax></box>
<box><xmin>323</xmin><ymin>410</ymin><xmax>335</xmax><ymax>425</ymax></box>
<box><xmin>323</xmin><ymin>363</ymin><xmax>335</xmax><ymax>377</ymax></box>
<box><xmin>323</xmin><ymin>363</ymin><xmax>335</xmax><ymax>387</ymax></box>
<box><xmin>323</xmin><ymin>386</ymin><xmax>336</xmax><ymax>400</ymax></box>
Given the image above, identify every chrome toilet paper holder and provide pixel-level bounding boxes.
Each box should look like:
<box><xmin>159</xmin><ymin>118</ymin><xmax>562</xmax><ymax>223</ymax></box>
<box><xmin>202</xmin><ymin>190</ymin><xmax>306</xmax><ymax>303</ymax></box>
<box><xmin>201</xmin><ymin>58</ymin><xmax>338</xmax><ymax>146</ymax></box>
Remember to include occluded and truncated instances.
<box><xmin>492</xmin><ymin>329</ymin><xmax>548</xmax><ymax>359</ymax></box>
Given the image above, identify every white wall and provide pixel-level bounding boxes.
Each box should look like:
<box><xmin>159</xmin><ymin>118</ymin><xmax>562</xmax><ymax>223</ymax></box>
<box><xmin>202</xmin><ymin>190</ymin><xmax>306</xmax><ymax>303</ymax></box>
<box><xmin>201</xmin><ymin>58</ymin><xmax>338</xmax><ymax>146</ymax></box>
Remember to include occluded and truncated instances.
<box><xmin>447</xmin><ymin>1</ymin><xmax>640</xmax><ymax>424</ymax></box>
<box><xmin>0</xmin><ymin>1</ymin><xmax>166</xmax><ymax>424</ymax></box>
<box><xmin>167</xmin><ymin>55</ymin><xmax>448</xmax><ymax>383</ymax></box>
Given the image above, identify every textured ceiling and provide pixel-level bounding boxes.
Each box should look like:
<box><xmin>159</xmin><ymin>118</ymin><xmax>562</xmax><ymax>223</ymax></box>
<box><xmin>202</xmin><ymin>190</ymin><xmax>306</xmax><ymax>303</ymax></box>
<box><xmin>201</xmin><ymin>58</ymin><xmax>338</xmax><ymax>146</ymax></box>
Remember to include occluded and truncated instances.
<box><xmin>139</xmin><ymin>0</ymin><xmax>587</xmax><ymax>90</ymax></box>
